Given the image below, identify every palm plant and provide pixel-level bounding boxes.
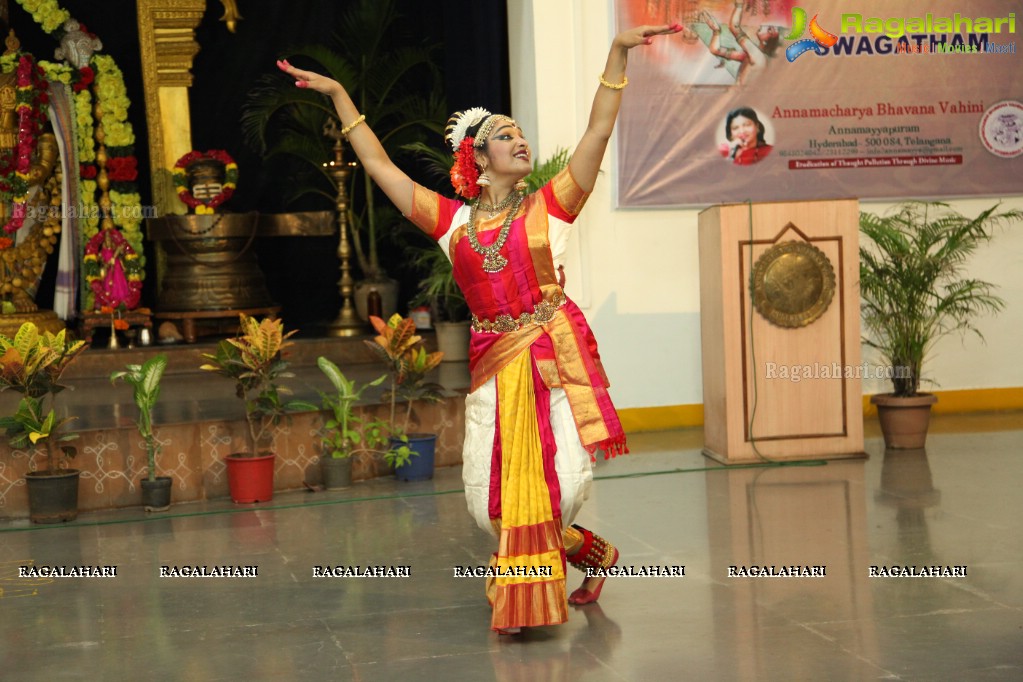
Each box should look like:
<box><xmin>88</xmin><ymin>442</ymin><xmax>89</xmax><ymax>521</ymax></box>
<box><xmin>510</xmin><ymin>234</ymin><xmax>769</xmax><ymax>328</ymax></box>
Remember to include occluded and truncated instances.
<box><xmin>859</xmin><ymin>201</ymin><xmax>1022</xmax><ymax>397</ymax></box>
<box><xmin>110</xmin><ymin>354</ymin><xmax>169</xmax><ymax>482</ymax></box>
<box><xmin>0</xmin><ymin>323</ymin><xmax>86</xmax><ymax>473</ymax></box>
<box><xmin>522</xmin><ymin>147</ymin><xmax>572</xmax><ymax>193</ymax></box>
<box><xmin>241</xmin><ymin>0</ymin><xmax>447</xmax><ymax>282</ymax></box>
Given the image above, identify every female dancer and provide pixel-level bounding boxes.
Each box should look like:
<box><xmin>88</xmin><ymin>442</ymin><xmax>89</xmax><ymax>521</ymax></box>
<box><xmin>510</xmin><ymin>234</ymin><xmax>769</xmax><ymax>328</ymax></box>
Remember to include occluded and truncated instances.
<box><xmin>278</xmin><ymin>20</ymin><xmax>682</xmax><ymax>634</ymax></box>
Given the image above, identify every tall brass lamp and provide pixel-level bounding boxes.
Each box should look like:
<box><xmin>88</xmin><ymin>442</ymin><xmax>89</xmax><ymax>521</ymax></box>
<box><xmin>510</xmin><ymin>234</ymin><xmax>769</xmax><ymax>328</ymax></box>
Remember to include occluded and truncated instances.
<box><xmin>323</xmin><ymin>121</ymin><xmax>364</xmax><ymax>336</ymax></box>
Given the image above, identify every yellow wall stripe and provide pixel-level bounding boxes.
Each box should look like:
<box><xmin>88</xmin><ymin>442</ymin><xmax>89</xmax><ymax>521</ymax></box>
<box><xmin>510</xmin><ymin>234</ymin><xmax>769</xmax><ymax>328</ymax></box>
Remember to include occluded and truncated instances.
<box><xmin>620</xmin><ymin>388</ymin><xmax>1023</xmax><ymax>432</ymax></box>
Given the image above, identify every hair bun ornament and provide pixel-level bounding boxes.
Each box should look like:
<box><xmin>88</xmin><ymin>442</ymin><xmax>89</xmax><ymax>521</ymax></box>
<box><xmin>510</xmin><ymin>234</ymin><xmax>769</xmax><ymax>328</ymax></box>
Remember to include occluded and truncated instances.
<box><xmin>445</xmin><ymin>107</ymin><xmax>491</xmax><ymax>152</ymax></box>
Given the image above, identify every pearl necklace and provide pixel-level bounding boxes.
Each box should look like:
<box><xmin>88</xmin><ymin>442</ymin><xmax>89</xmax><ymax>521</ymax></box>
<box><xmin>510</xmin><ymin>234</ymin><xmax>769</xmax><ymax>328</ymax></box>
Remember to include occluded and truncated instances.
<box><xmin>467</xmin><ymin>191</ymin><xmax>524</xmax><ymax>273</ymax></box>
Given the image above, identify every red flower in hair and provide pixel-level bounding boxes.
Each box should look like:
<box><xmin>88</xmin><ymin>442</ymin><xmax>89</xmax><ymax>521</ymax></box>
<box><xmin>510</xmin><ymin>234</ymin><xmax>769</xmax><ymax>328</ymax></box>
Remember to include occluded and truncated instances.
<box><xmin>450</xmin><ymin>137</ymin><xmax>481</xmax><ymax>199</ymax></box>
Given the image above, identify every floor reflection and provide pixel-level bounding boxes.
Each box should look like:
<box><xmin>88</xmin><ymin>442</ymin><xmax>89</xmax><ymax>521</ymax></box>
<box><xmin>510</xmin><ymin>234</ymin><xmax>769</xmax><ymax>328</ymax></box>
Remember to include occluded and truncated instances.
<box><xmin>1</xmin><ymin>413</ymin><xmax>1021</xmax><ymax>680</ymax></box>
<box><xmin>706</xmin><ymin>460</ymin><xmax>878</xmax><ymax>681</ymax></box>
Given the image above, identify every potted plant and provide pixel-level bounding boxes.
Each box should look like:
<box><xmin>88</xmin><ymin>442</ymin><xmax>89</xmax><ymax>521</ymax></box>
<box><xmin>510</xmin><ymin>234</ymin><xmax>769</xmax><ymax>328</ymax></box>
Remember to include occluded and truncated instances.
<box><xmin>313</xmin><ymin>356</ymin><xmax>388</xmax><ymax>489</ymax></box>
<box><xmin>110</xmin><ymin>354</ymin><xmax>172</xmax><ymax>511</ymax></box>
<box><xmin>859</xmin><ymin>200</ymin><xmax>1022</xmax><ymax>448</ymax></box>
<box><xmin>0</xmin><ymin>323</ymin><xmax>86</xmax><ymax>523</ymax></box>
<box><xmin>364</xmin><ymin>313</ymin><xmax>444</xmax><ymax>481</ymax></box>
<box><xmin>241</xmin><ymin>0</ymin><xmax>447</xmax><ymax>317</ymax></box>
<box><xmin>199</xmin><ymin>314</ymin><xmax>316</xmax><ymax>502</ymax></box>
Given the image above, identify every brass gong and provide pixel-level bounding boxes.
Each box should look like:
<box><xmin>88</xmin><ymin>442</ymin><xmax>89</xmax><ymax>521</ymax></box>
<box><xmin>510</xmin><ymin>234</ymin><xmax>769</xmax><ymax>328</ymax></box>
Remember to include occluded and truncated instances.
<box><xmin>751</xmin><ymin>241</ymin><xmax>836</xmax><ymax>328</ymax></box>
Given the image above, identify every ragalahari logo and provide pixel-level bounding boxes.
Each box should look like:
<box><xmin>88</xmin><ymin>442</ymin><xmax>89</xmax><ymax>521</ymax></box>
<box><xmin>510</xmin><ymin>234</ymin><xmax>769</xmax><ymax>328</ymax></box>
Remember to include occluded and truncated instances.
<box><xmin>784</xmin><ymin>8</ymin><xmax>838</xmax><ymax>61</ymax></box>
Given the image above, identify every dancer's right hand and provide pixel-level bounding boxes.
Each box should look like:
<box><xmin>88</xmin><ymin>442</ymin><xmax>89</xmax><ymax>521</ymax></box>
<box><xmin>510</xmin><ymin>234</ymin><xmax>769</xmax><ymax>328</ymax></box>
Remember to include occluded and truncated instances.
<box><xmin>276</xmin><ymin>59</ymin><xmax>342</xmax><ymax>97</ymax></box>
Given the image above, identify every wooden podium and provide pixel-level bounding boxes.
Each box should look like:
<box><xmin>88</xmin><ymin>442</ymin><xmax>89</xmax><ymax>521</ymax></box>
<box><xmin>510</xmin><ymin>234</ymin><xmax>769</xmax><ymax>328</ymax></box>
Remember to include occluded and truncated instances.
<box><xmin>698</xmin><ymin>200</ymin><xmax>865</xmax><ymax>464</ymax></box>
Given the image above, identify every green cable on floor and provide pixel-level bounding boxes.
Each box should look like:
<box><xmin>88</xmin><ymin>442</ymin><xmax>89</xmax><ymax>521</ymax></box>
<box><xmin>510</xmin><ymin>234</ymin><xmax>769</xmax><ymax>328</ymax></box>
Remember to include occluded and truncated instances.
<box><xmin>0</xmin><ymin>459</ymin><xmax>826</xmax><ymax>534</ymax></box>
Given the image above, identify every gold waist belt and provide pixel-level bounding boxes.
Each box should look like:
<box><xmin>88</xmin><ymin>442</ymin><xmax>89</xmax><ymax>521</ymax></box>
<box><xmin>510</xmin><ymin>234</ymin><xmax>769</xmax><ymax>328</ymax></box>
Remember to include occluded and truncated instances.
<box><xmin>471</xmin><ymin>291</ymin><xmax>567</xmax><ymax>334</ymax></box>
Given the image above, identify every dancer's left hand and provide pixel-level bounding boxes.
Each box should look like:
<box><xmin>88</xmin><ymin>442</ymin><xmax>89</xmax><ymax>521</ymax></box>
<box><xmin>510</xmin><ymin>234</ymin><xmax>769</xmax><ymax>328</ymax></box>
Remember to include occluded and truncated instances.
<box><xmin>613</xmin><ymin>23</ymin><xmax>684</xmax><ymax>49</ymax></box>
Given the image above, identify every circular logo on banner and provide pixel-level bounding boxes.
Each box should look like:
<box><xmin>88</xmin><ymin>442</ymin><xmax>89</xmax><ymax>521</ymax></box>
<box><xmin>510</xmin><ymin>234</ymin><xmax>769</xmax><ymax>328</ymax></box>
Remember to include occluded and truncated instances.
<box><xmin>979</xmin><ymin>101</ymin><xmax>1023</xmax><ymax>159</ymax></box>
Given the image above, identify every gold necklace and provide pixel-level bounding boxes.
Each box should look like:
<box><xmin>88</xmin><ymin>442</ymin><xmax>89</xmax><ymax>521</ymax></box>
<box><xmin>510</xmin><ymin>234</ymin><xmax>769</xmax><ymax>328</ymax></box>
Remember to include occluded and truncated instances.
<box><xmin>467</xmin><ymin>191</ymin><xmax>524</xmax><ymax>273</ymax></box>
<box><xmin>478</xmin><ymin>192</ymin><xmax>518</xmax><ymax>219</ymax></box>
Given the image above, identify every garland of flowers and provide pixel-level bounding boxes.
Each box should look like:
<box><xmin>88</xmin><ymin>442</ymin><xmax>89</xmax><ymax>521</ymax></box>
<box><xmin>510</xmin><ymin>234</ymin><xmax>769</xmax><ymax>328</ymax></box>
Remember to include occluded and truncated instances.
<box><xmin>16</xmin><ymin>0</ymin><xmax>70</xmax><ymax>33</ymax></box>
<box><xmin>450</xmin><ymin>137</ymin><xmax>481</xmax><ymax>200</ymax></box>
<box><xmin>90</xmin><ymin>54</ymin><xmax>141</xmax><ymax>254</ymax></box>
<box><xmin>172</xmin><ymin>149</ymin><xmax>238</xmax><ymax>214</ymax></box>
<box><xmin>0</xmin><ymin>54</ymin><xmax>49</xmax><ymax>235</ymax></box>
<box><xmin>15</xmin><ymin>0</ymin><xmax>145</xmax><ymax>309</ymax></box>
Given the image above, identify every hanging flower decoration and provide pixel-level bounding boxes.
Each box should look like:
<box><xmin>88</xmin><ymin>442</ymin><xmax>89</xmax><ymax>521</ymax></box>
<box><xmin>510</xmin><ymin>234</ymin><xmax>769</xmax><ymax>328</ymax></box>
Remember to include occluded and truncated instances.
<box><xmin>92</xmin><ymin>54</ymin><xmax>142</xmax><ymax>246</ymax></box>
<box><xmin>83</xmin><ymin>227</ymin><xmax>142</xmax><ymax>310</ymax></box>
<box><xmin>450</xmin><ymin>137</ymin><xmax>481</xmax><ymax>200</ymax></box>
<box><xmin>0</xmin><ymin>54</ymin><xmax>50</xmax><ymax>234</ymax></box>
<box><xmin>172</xmin><ymin>149</ymin><xmax>239</xmax><ymax>214</ymax></box>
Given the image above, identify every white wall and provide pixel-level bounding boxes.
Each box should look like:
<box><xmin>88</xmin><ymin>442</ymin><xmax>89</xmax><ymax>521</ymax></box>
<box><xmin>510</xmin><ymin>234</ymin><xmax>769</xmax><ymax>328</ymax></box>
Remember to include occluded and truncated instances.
<box><xmin>508</xmin><ymin>0</ymin><xmax>1023</xmax><ymax>410</ymax></box>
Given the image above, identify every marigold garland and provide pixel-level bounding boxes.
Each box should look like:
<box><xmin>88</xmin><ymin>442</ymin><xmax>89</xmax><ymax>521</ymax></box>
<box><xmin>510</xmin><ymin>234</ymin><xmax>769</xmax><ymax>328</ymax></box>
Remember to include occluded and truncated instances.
<box><xmin>172</xmin><ymin>149</ymin><xmax>238</xmax><ymax>214</ymax></box>
<box><xmin>17</xmin><ymin>0</ymin><xmax>70</xmax><ymax>34</ymax></box>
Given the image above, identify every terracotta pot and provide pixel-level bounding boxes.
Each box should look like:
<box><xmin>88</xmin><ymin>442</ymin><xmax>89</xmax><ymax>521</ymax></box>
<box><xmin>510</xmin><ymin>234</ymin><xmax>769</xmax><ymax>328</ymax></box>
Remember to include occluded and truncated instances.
<box><xmin>870</xmin><ymin>393</ymin><xmax>938</xmax><ymax>449</ymax></box>
<box><xmin>225</xmin><ymin>452</ymin><xmax>275</xmax><ymax>503</ymax></box>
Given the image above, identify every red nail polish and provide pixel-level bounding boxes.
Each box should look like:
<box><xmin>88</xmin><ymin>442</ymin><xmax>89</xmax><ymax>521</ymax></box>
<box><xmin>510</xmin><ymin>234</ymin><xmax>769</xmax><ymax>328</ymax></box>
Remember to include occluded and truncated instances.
<box><xmin>296</xmin><ymin>80</ymin><xmax>307</xmax><ymax>88</ymax></box>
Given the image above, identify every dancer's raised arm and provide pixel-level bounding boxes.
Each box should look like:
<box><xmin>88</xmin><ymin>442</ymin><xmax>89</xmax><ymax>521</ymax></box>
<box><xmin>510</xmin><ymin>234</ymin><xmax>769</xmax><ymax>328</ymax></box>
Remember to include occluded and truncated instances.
<box><xmin>568</xmin><ymin>24</ymin><xmax>682</xmax><ymax>192</ymax></box>
<box><xmin>276</xmin><ymin>59</ymin><xmax>415</xmax><ymax>217</ymax></box>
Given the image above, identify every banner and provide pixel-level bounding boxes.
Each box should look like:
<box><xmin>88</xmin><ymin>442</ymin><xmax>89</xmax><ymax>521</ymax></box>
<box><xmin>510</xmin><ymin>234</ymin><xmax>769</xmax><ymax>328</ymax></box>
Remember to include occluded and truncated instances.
<box><xmin>615</xmin><ymin>1</ymin><xmax>1022</xmax><ymax>207</ymax></box>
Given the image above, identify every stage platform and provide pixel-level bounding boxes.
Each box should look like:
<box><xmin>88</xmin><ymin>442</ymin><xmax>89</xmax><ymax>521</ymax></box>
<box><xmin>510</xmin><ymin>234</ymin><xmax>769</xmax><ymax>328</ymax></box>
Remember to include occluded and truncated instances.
<box><xmin>0</xmin><ymin>332</ymin><xmax>470</xmax><ymax>521</ymax></box>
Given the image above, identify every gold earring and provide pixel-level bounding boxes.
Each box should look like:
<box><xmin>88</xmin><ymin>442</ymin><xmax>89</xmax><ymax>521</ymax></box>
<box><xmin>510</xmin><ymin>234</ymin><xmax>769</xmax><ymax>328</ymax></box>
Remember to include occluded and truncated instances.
<box><xmin>477</xmin><ymin>170</ymin><xmax>491</xmax><ymax>187</ymax></box>
<box><xmin>514</xmin><ymin>179</ymin><xmax>527</xmax><ymax>192</ymax></box>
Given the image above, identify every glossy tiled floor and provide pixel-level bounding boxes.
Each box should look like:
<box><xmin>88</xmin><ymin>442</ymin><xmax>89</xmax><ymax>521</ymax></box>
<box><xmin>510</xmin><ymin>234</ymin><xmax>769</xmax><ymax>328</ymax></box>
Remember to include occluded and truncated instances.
<box><xmin>1</xmin><ymin>413</ymin><xmax>1021</xmax><ymax>681</ymax></box>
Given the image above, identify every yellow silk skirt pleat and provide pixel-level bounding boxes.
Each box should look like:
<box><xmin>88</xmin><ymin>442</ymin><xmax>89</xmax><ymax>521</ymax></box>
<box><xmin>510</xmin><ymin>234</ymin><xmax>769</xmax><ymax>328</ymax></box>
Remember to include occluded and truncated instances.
<box><xmin>490</xmin><ymin>350</ymin><xmax>568</xmax><ymax>630</ymax></box>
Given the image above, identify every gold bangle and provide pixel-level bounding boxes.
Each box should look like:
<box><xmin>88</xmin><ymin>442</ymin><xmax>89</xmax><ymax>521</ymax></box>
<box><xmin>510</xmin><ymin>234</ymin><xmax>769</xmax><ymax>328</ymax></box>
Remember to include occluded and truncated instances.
<box><xmin>340</xmin><ymin>114</ymin><xmax>366</xmax><ymax>137</ymax></box>
<box><xmin>599</xmin><ymin>74</ymin><xmax>628</xmax><ymax>90</ymax></box>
